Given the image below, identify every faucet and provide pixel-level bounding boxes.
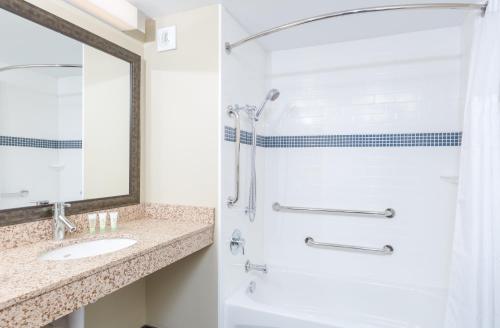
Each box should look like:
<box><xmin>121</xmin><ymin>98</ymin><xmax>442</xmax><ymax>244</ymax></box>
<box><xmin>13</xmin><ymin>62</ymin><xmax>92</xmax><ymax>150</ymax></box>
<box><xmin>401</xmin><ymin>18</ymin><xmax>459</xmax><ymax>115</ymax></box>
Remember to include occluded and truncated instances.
<box><xmin>245</xmin><ymin>260</ymin><xmax>268</xmax><ymax>274</ymax></box>
<box><xmin>53</xmin><ymin>202</ymin><xmax>76</xmax><ymax>241</ymax></box>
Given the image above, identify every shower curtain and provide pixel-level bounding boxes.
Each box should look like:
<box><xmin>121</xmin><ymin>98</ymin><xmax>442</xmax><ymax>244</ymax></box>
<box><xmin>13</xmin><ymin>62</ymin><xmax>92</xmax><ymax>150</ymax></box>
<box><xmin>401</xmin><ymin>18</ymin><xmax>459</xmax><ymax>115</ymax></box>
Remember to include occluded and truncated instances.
<box><xmin>444</xmin><ymin>1</ymin><xmax>500</xmax><ymax>327</ymax></box>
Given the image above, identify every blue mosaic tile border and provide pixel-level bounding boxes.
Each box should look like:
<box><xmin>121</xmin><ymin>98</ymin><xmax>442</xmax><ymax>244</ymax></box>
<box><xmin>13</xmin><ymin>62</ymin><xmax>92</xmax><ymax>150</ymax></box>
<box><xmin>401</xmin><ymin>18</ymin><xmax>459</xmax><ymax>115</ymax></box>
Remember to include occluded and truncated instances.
<box><xmin>0</xmin><ymin>136</ymin><xmax>82</xmax><ymax>149</ymax></box>
<box><xmin>224</xmin><ymin>126</ymin><xmax>462</xmax><ymax>148</ymax></box>
<box><xmin>224</xmin><ymin>126</ymin><xmax>266</xmax><ymax>147</ymax></box>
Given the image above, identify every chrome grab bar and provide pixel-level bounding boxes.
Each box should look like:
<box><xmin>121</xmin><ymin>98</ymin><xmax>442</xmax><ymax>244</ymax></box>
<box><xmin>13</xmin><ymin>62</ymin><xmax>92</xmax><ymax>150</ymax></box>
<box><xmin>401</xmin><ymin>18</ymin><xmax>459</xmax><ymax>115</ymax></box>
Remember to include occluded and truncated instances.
<box><xmin>273</xmin><ymin>202</ymin><xmax>395</xmax><ymax>218</ymax></box>
<box><xmin>0</xmin><ymin>190</ymin><xmax>29</xmax><ymax>198</ymax></box>
<box><xmin>227</xmin><ymin>106</ymin><xmax>241</xmax><ymax>207</ymax></box>
<box><xmin>305</xmin><ymin>237</ymin><xmax>394</xmax><ymax>255</ymax></box>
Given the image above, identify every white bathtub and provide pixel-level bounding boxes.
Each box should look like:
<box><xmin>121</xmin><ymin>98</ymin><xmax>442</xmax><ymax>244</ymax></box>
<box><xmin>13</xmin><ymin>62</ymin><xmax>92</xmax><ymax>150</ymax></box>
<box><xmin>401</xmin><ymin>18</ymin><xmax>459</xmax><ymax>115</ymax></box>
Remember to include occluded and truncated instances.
<box><xmin>225</xmin><ymin>271</ymin><xmax>446</xmax><ymax>328</ymax></box>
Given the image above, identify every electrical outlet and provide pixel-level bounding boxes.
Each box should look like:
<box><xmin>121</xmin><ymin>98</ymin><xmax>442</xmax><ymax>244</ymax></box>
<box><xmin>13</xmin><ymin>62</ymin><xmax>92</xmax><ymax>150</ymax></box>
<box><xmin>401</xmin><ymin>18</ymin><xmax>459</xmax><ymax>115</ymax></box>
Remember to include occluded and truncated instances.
<box><xmin>157</xmin><ymin>26</ymin><xmax>176</xmax><ymax>52</ymax></box>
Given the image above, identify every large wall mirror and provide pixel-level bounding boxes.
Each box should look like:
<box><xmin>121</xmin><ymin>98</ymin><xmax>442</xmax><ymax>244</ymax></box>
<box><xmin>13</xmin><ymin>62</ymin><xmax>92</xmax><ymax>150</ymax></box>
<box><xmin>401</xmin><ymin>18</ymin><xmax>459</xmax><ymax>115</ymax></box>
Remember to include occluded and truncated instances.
<box><xmin>0</xmin><ymin>1</ymin><xmax>140</xmax><ymax>225</ymax></box>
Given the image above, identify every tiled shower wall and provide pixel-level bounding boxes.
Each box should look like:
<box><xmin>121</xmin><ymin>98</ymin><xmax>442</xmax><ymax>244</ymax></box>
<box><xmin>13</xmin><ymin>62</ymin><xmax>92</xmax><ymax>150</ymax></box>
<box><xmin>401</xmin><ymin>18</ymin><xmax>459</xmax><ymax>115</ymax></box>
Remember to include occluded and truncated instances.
<box><xmin>0</xmin><ymin>68</ymin><xmax>83</xmax><ymax>209</ymax></box>
<box><xmin>262</xmin><ymin>26</ymin><xmax>466</xmax><ymax>294</ymax></box>
<box><xmin>219</xmin><ymin>6</ymin><xmax>267</xmax><ymax>321</ymax></box>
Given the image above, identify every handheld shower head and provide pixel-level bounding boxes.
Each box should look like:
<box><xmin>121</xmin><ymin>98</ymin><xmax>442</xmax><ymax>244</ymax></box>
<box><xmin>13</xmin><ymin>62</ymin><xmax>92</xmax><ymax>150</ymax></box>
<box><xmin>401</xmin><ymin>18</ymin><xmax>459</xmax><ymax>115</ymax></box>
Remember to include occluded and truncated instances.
<box><xmin>267</xmin><ymin>89</ymin><xmax>280</xmax><ymax>101</ymax></box>
<box><xmin>255</xmin><ymin>89</ymin><xmax>280</xmax><ymax>120</ymax></box>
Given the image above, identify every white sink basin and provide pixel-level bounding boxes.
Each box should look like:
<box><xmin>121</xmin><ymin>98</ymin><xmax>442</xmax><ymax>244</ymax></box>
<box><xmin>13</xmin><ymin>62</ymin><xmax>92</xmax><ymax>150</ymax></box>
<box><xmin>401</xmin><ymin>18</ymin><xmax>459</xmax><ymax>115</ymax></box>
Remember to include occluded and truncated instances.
<box><xmin>40</xmin><ymin>238</ymin><xmax>137</xmax><ymax>261</ymax></box>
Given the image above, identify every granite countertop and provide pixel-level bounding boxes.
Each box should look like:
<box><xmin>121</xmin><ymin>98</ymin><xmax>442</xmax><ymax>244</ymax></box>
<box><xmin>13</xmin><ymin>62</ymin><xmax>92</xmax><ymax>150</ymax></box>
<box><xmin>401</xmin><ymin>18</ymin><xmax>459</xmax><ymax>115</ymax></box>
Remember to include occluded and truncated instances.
<box><xmin>0</xmin><ymin>203</ymin><xmax>214</xmax><ymax>327</ymax></box>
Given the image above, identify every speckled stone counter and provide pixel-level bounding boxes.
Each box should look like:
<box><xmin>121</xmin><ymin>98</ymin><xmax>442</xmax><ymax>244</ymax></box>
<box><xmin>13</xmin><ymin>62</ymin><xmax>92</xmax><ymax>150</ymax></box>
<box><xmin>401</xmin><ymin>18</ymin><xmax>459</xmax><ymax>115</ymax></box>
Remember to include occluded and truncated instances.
<box><xmin>0</xmin><ymin>203</ymin><xmax>214</xmax><ymax>328</ymax></box>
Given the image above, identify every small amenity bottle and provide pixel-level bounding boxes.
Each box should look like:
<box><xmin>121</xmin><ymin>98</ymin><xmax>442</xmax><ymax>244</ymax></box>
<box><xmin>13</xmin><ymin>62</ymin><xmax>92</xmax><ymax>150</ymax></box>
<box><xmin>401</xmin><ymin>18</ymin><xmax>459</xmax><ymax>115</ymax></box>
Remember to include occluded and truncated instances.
<box><xmin>109</xmin><ymin>212</ymin><xmax>118</xmax><ymax>232</ymax></box>
<box><xmin>98</xmin><ymin>212</ymin><xmax>107</xmax><ymax>233</ymax></box>
<box><xmin>88</xmin><ymin>213</ymin><xmax>97</xmax><ymax>234</ymax></box>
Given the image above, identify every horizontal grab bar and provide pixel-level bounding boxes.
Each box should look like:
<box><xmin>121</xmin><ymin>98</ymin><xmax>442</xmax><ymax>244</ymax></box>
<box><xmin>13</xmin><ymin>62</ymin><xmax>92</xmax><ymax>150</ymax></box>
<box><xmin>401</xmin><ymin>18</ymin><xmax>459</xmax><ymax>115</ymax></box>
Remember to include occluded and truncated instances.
<box><xmin>0</xmin><ymin>190</ymin><xmax>29</xmax><ymax>198</ymax></box>
<box><xmin>305</xmin><ymin>237</ymin><xmax>394</xmax><ymax>255</ymax></box>
<box><xmin>273</xmin><ymin>202</ymin><xmax>395</xmax><ymax>218</ymax></box>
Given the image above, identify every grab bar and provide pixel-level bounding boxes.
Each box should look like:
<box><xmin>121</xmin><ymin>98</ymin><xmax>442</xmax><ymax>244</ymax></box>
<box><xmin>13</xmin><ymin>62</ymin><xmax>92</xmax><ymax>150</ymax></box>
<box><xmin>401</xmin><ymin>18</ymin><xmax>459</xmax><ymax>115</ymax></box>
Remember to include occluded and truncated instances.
<box><xmin>0</xmin><ymin>190</ymin><xmax>29</xmax><ymax>198</ymax></box>
<box><xmin>305</xmin><ymin>237</ymin><xmax>394</xmax><ymax>255</ymax></box>
<box><xmin>273</xmin><ymin>202</ymin><xmax>395</xmax><ymax>218</ymax></box>
<box><xmin>227</xmin><ymin>106</ymin><xmax>241</xmax><ymax>207</ymax></box>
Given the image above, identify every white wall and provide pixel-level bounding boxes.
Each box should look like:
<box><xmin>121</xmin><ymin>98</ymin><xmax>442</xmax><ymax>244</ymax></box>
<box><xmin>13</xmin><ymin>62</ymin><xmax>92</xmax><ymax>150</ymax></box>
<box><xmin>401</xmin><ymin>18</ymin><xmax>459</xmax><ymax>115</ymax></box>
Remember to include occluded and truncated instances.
<box><xmin>83</xmin><ymin>45</ymin><xmax>130</xmax><ymax>199</ymax></box>
<box><xmin>0</xmin><ymin>68</ymin><xmax>59</xmax><ymax>209</ymax></box>
<box><xmin>0</xmin><ymin>66</ymin><xmax>83</xmax><ymax>209</ymax></box>
<box><xmin>142</xmin><ymin>5</ymin><xmax>219</xmax><ymax>207</ymax></box>
<box><xmin>263</xmin><ymin>27</ymin><xmax>464</xmax><ymax>291</ymax></box>
<box><xmin>219</xmin><ymin>7</ymin><xmax>268</xmax><ymax>320</ymax></box>
<box><xmin>84</xmin><ymin>279</ymin><xmax>146</xmax><ymax>328</ymax></box>
<box><xmin>58</xmin><ymin>75</ymin><xmax>83</xmax><ymax>202</ymax></box>
<box><xmin>143</xmin><ymin>5</ymin><xmax>219</xmax><ymax>328</ymax></box>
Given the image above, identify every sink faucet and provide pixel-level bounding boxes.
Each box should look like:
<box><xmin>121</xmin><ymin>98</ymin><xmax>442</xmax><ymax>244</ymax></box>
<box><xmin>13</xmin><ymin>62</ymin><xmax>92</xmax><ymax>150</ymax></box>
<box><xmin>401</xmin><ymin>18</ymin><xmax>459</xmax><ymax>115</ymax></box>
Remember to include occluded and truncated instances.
<box><xmin>53</xmin><ymin>202</ymin><xmax>76</xmax><ymax>241</ymax></box>
<box><xmin>245</xmin><ymin>260</ymin><xmax>268</xmax><ymax>274</ymax></box>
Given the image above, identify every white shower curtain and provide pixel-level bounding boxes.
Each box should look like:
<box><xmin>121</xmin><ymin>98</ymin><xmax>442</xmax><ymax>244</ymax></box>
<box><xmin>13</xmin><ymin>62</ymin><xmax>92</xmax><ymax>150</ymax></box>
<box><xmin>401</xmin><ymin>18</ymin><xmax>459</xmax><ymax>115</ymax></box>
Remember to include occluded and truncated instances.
<box><xmin>444</xmin><ymin>2</ymin><xmax>500</xmax><ymax>327</ymax></box>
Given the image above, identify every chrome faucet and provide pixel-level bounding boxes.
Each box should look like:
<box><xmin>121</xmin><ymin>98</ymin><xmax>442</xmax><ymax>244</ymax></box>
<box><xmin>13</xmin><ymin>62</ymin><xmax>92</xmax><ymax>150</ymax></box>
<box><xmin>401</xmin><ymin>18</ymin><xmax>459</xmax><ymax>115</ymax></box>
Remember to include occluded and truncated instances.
<box><xmin>53</xmin><ymin>202</ymin><xmax>76</xmax><ymax>241</ymax></box>
<box><xmin>245</xmin><ymin>260</ymin><xmax>268</xmax><ymax>274</ymax></box>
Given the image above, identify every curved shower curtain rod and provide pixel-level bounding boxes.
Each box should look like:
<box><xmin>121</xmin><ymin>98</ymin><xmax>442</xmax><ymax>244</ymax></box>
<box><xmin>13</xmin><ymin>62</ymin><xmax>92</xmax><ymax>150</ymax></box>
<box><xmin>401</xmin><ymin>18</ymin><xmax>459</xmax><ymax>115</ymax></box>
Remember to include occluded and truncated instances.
<box><xmin>225</xmin><ymin>2</ymin><xmax>489</xmax><ymax>53</ymax></box>
<box><xmin>0</xmin><ymin>64</ymin><xmax>83</xmax><ymax>73</ymax></box>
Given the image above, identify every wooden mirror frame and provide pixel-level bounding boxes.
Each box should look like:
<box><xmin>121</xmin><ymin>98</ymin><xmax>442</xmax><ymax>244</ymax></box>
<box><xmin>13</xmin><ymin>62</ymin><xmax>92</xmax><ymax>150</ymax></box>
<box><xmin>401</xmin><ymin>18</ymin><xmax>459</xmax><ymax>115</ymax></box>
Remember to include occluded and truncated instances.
<box><xmin>0</xmin><ymin>0</ymin><xmax>141</xmax><ymax>226</ymax></box>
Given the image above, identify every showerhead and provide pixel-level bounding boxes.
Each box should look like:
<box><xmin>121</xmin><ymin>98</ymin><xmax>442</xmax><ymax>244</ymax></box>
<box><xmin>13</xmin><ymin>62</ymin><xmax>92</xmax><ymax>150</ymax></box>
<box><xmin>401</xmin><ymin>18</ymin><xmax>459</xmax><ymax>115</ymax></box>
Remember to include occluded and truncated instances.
<box><xmin>267</xmin><ymin>89</ymin><xmax>280</xmax><ymax>101</ymax></box>
<box><xmin>255</xmin><ymin>89</ymin><xmax>280</xmax><ymax>121</ymax></box>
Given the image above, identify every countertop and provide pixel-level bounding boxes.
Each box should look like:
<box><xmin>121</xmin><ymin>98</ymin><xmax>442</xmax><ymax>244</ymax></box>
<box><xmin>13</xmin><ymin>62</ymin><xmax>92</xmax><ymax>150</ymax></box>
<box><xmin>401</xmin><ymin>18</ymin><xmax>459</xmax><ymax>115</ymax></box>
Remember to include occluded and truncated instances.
<box><xmin>0</xmin><ymin>203</ymin><xmax>214</xmax><ymax>327</ymax></box>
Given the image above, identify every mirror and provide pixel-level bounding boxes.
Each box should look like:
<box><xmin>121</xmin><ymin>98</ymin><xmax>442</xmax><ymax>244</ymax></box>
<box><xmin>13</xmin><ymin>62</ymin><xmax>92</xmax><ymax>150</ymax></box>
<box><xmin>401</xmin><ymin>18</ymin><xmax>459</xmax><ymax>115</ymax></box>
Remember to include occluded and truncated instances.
<box><xmin>0</xmin><ymin>1</ymin><xmax>140</xmax><ymax>225</ymax></box>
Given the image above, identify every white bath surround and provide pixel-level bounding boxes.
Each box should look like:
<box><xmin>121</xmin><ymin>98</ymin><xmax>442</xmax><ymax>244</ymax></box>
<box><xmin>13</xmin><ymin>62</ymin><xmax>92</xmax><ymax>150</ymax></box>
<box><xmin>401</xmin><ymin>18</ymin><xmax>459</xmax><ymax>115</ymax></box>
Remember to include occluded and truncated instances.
<box><xmin>220</xmin><ymin>7</ymin><xmax>473</xmax><ymax>328</ymax></box>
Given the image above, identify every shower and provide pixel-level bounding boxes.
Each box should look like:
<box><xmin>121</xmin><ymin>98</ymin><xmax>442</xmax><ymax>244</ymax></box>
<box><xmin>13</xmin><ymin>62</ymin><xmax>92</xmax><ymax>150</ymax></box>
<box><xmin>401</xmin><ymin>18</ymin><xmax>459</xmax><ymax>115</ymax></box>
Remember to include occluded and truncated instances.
<box><xmin>255</xmin><ymin>89</ymin><xmax>280</xmax><ymax>121</ymax></box>
<box><xmin>247</xmin><ymin>89</ymin><xmax>280</xmax><ymax>221</ymax></box>
<box><xmin>222</xmin><ymin>2</ymin><xmax>492</xmax><ymax>328</ymax></box>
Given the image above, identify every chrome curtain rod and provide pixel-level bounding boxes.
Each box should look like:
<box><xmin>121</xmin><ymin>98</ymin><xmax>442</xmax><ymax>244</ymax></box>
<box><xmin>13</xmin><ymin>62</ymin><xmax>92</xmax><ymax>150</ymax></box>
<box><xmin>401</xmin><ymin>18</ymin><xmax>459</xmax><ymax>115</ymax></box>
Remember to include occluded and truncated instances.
<box><xmin>225</xmin><ymin>2</ymin><xmax>488</xmax><ymax>53</ymax></box>
<box><xmin>273</xmin><ymin>202</ymin><xmax>396</xmax><ymax>218</ymax></box>
<box><xmin>0</xmin><ymin>64</ymin><xmax>82</xmax><ymax>73</ymax></box>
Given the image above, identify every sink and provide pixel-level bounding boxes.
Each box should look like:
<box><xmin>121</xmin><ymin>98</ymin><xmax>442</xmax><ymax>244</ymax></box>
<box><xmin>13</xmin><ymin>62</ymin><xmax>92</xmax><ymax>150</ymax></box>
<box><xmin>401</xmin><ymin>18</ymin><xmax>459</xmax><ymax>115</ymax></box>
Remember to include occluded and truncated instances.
<box><xmin>40</xmin><ymin>238</ymin><xmax>137</xmax><ymax>261</ymax></box>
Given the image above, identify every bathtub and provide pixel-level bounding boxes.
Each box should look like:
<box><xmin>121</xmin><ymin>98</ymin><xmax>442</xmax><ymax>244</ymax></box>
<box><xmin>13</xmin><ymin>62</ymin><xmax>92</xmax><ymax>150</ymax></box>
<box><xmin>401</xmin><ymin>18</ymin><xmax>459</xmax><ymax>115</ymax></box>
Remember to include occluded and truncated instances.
<box><xmin>225</xmin><ymin>271</ymin><xmax>446</xmax><ymax>328</ymax></box>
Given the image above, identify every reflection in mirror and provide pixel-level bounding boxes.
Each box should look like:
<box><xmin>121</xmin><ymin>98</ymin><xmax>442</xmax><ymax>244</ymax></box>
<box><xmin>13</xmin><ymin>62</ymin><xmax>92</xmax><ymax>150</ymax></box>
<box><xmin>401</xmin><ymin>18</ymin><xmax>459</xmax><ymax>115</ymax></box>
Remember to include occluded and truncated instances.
<box><xmin>0</xmin><ymin>8</ymin><xmax>131</xmax><ymax>211</ymax></box>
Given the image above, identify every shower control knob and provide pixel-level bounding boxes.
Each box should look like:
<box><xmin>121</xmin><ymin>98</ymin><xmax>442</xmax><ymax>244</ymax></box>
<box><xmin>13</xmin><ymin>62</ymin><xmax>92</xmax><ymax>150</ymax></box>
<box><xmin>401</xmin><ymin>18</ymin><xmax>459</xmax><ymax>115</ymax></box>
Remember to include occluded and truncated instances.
<box><xmin>230</xmin><ymin>229</ymin><xmax>245</xmax><ymax>255</ymax></box>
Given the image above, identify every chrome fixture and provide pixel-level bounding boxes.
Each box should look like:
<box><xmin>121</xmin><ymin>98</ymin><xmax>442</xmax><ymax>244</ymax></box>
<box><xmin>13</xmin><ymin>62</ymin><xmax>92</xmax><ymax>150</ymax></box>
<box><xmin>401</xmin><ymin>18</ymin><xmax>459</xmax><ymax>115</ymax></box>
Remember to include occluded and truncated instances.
<box><xmin>255</xmin><ymin>89</ymin><xmax>280</xmax><ymax>121</ymax></box>
<box><xmin>247</xmin><ymin>281</ymin><xmax>257</xmax><ymax>294</ymax></box>
<box><xmin>226</xmin><ymin>92</ymin><xmax>280</xmax><ymax>220</ymax></box>
<box><xmin>230</xmin><ymin>229</ymin><xmax>246</xmax><ymax>255</ymax></box>
<box><xmin>53</xmin><ymin>202</ymin><xmax>76</xmax><ymax>241</ymax></box>
<box><xmin>30</xmin><ymin>200</ymin><xmax>50</xmax><ymax>206</ymax></box>
<box><xmin>305</xmin><ymin>237</ymin><xmax>394</xmax><ymax>255</ymax></box>
<box><xmin>0</xmin><ymin>190</ymin><xmax>29</xmax><ymax>198</ymax></box>
<box><xmin>225</xmin><ymin>2</ymin><xmax>488</xmax><ymax>53</ymax></box>
<box><xmin>273</xmin><ymin>202</ymin><xmax>395</xmax><ymax>218</ymax></box>
<box><xmin>246</xmin><ymin>110</ymin><xmax>258</xmax><ymax>221</ymax></box>
<box><xmin>247</xmin><ymin>89</ymin><xmax>280</xmax><ymax>222</ymax></box>
<box><xmin>0</xmin><ymin>64</ymin><xmax>82</xmax><ymax>73</ymax></box>
<box><xmin>227</xmin><ymin>106</ymin><xmax>241</xmax><ymax>207</ymax></box>
<box><xmin>245</xmin><ymin>260</ymin><xmax>268</xmax><ymax>274</ymax></box>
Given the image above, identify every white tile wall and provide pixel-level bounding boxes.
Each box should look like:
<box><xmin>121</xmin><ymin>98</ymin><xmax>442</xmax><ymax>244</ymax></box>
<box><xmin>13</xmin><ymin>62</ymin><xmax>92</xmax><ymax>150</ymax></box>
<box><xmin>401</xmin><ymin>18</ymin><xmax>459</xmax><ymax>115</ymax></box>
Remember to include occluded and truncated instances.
<box><xmin>220</xmin><ymin>6</ymin><xmax>268</xmax><ymax>307</ymax></box>
<box><xmin>221</xmin><ymin>23</ymin><xmax>470</xmax><ymax>328</ymax></box>
<box><xmin>0</xmin><ymin>67</ymin><xmax>59</xmax><ymax>139</ymax></box>
<box><xmin>264</xmin><ymin>28</ymin><xmax>464</xmax><ymax>135</ymax></box>
<box><xmin>0</xmin><ymin>69</ymin><xmax>83</xmax><ymax>209</ymax></box>
<box><xmin>262</xmin><ymin>27</ymin><xmax>466</xmax><ymax>291</ymax></box>
<box><xmin>57</xmin><ymin>75</ymin><xmax>83</xmax><ymax>201</ymax></box>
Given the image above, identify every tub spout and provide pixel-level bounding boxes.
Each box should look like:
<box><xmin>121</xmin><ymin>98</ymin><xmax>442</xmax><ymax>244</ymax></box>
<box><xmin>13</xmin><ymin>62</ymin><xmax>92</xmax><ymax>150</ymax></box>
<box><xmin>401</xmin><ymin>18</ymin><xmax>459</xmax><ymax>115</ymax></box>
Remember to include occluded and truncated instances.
<box><xmin>245</xmin><ymin>260</ymin><xmax>268</xmax><ymax>274</ymax></box>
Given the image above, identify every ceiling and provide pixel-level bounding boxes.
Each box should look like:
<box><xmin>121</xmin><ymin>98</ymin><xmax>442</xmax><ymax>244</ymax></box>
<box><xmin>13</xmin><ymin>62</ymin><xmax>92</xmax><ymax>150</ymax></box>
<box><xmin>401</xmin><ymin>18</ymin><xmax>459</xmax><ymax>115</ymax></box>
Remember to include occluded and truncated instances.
<box><xmin>130</xmin><ymin>0</ymin><xmax>483</xmax><ymax>50</ymax></box>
